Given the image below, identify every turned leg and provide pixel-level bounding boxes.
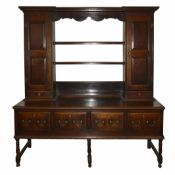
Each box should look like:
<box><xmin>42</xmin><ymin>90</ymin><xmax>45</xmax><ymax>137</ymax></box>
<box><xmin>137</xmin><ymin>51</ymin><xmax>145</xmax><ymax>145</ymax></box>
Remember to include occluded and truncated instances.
<box><xmin>147</xmin><ymin>139</ymin><xmax>151</xmax><ymax>149</ymax></box>
<box><xmin>16</xmin><ymin>138</ymin><xmax>21</xmax><ymax>167</ymax></box>
<box><xmin>28</xmin><ymin>139</ymin><xmax>32</xmax><ymax>148</ymax></box>
<box><xmin>87</xmin><ymin>139</ymin><xmax>92</xmax><ymax>167</ymax></box>
<box><xmin>158</xmin><ymin>139</ymin><xmax>163</xmax><ymax>168</ymax></box>
<box><xmin>147</xmin><ymin>139</ymin><xmax>163</xmax><ymax>168</ymax></box>
<box><xmin>15</xmin><ymin>138</ymin><xmax>32</xmax><ymax>167</ymax></box>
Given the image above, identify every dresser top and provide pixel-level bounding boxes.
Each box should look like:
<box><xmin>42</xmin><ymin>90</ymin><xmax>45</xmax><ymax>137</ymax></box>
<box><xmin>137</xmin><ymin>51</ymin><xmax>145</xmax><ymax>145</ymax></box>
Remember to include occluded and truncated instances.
<box><xmin>19</xmin><ymin>6</ymin><xmax>159</xmax><ymax>12</ymax></box>
<box><xmin>13</xmin><ymin>98</ymin><xmax>164</xmax><ymax>110</ymax></box>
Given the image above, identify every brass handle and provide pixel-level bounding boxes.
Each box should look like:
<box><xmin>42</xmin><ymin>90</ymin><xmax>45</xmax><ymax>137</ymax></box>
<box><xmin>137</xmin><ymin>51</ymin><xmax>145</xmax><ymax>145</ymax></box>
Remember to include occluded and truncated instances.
<box><xmin>64</xmin><ymin>120</ymin><xmax>68</xmax><ymax>124</ymax></box>
<box><xmin>146</xmin><ymin>120</ymin><xmax>156</xmax><ymax>127</ymax></box>
<box><xmin>128</xmin><ymin>50</ymin><xmax>131</xmax><ymax>56</ymax></box>
<box><xmin>115</xmin><ymin>120</ymin><xmax>120</xmax><ymax>124</ymax></box>
<box><xmin>43</xmin><ymin>120</ymin><xmax>47</xmax><ymax>124</ymax></box>
<box><xmin>109</xmin><ymin>119</ymin><xmax>113</xmax><ymax>124</ymax></box>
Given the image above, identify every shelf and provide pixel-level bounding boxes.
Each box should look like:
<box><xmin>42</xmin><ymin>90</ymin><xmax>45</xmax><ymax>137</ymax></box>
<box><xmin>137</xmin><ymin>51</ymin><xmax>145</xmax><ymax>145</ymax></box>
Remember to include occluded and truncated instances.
<box><xmin>53</xmin><ymin>41</ymin><xmax>125</xmax><ymax>45</ymax></box>
<box><xmin>53</xmin><ymin>61</ymin><xmax>125</xmax><ymax>65</ymax></box>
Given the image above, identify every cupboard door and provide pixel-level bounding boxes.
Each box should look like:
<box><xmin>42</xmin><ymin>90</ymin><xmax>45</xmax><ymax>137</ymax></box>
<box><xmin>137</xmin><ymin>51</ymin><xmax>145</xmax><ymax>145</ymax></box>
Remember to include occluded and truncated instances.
<box><xmin>24</xmin><ymin>12</ymin><xmax>55</xmax><ymax>99</ymax></box>
<box><xmin>126</xmin><ymin>13</ymin><xmax>153</xmax><ymax>91</ymax></box>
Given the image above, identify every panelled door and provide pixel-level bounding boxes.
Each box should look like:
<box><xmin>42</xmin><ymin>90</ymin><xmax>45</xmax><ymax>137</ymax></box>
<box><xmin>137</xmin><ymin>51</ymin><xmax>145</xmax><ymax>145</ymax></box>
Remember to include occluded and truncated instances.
<box><xmin>126</xmin><ymin>12</ymin><xmax>153</xmax><ymax>91</ymax></box>
<box><xmin>24</xmin><ymin>11</ymin><xmax>54</xmax><ymax>99</ymax></box>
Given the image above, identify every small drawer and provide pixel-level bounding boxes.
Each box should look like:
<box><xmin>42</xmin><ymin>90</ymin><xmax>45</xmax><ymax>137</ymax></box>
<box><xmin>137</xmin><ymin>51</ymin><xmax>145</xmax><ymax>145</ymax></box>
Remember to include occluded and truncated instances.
<box><xmin>92</xmin><ymin>112</ymin><xmax>124</xmax><ymax>131</ymax></box>
<box><xmin>127</xmin><ymin>112</ymin><xmax>162</xmax><ymax>131</ymax></box>
<box><xmin>126</xmin><ymin>91</ymin><xmax>152</xmax><ymax>99</ymax></box>
<box><xmin>16</xmin><ymin>112</ymin><xmax>50</xmax><ymax>131</ymax></box>
<box><xmin>27</xmin><ymin>91</ymin><xmax>53</xmax><ymax>99</ymax></box>
<box><xmin>54</xmin><ymin>112</ymin><xmax>86</xmax><ymax>130</ymax></box>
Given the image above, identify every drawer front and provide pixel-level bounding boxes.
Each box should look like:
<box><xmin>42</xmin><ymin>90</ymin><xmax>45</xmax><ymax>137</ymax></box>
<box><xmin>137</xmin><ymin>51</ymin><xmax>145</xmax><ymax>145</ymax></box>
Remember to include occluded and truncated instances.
<box><xmin>127</xmin><ymin>112</ymin><xmax>162</xmax><ymax>133</ymax></box>
<box><xmin>54</xmin><ymin>112</ymin><xmax>86</xmax><ymax>130</ymax></box>
<box><xmin>16</xmin><ymin>112</ymin><xmax>50</xmax><ymax>132</ymax></box>
<box><xmin>92</xmin><ymin>112</ymin><xmax>124</xmax><ymax>131</ymax></box>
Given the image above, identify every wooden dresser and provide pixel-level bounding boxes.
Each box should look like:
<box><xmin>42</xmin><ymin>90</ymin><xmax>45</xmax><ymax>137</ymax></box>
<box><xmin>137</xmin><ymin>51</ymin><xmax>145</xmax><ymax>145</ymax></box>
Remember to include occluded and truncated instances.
<box><xmin>13</xmin><ymin>6</ymin><xmax>165</xmax><ymax>168</ymax></box>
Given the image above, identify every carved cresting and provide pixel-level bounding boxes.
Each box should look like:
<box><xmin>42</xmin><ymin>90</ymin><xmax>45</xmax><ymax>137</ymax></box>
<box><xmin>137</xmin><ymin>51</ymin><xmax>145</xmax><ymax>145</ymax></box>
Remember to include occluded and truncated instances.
<box><xmin>53</xmin><ymin>8</ymin><xmax>125</xmax><ymax>21</ymax></box>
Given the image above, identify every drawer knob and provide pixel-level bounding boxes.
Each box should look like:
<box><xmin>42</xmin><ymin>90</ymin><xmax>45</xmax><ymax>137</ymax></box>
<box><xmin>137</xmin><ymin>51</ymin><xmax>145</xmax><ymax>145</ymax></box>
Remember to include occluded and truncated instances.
<box><xmin>28</xmin><ymin>119</ymin><xmax>32</xmax><ymax>124</ymax></box>
<box><xmin>109</xmin><ymin>120</ymin><xmax>113</xmax><ymax>124</ymax></box>
<box><xmin>131</xmin><ymin>120</ymin><xmax>141</xmax><ymax>125</ymax></box>
<box><xmin>43</xmin><ymin>120</ymin><xmax>47</xmax><ymax>124</ymax></box>
<box><xmin>36</xmin><ymin>120</ymin><xmax>40</xmax><ymax>124</ymax></box>
<box><xmin>64</xmin><ymin>120</ymin><xmax>68</xmax><ymax>124</ymax></box>
<box><xmin>115</xmin><ymin>120</ymin><xmax>120</xmax><ymax>124</ymax></box>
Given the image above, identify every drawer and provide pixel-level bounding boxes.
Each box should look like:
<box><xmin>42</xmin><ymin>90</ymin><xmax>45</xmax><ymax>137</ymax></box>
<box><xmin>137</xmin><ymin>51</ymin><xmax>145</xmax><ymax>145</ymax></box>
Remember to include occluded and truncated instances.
<box><xmin>92</xmin><ymin>112</ymin><xmax>124</xmax><ymax>131</ymax></box>
<box><xmin>16</xmin><ymin>112</ymin><xmax>50</xmax><ymax>132</ymax></box>
<box><xmin>54</xmin><ymin>112</ymin><xmax>86</xmax><ymax>130</ymax></box>
<box><xmin>127</xmin><ymin>112</ymin><xmax>162</xmax><ymax>131</ymax></box>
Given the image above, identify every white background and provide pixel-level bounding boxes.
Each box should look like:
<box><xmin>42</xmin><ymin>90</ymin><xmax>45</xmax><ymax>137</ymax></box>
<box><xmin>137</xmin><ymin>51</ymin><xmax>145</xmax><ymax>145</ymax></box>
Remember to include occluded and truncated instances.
<box><xmin>0</xmin><ymin>0</ymin><xmax>174</xmax><ymax>175</ymax></box>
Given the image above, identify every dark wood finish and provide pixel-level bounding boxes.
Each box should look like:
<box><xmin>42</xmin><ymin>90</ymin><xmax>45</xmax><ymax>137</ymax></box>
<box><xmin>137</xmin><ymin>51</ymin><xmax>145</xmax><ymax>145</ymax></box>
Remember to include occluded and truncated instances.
<box><xmin>14</xmin><ymin>6</ymin><xmax>164</xmax><ymax>168</ymax></box>
<box><xmin>92</xmin><ymin>112</ymin><xmax>124</xmax><ymax>131</ymax></box>
<box><xmin>23</xmin><ymin>9</ymin><xmax>55</xmax><ymax>100</ymax></box>
<box><xmin>125</xmin><ymin>12</ymin><xmax>154</xmax><ymax>99</ymax></box>
<box><xmin>55</xmin><ymin>81</ymin><xmax>124</xmax><ymax>98</ymax></box>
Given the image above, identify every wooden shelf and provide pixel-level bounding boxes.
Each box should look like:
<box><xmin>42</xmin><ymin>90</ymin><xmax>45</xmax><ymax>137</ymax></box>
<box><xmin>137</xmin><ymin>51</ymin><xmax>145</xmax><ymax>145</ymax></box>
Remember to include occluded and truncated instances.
<box><xmin>53</xmin><ymin>41</ymin><xmax>125</xmax><ymax>45</ymax></box>
<box><xmin>53</xmin><ymin>61</ymin><xmax>125</xmax><ymax>65</ymax></box>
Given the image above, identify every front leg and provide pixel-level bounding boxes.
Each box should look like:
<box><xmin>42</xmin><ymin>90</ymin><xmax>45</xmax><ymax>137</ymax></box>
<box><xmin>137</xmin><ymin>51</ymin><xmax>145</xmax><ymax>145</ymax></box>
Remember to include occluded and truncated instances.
<box><xmin>28</xmin><ymin>139</ymin><xmax>32</xmax><ymax>148</ymax></box>
<box><xmin>15</xmin><ymin>138</ymin><xmax>21</xmax><ymax>167</ymax></box>
<box><xmin>158</xmin><ymin>139</ymin><xmax>163</xmax><ymax>168</ymax></box>
<box><xmin>87</xmin><ymin>139</ymin><xmax>92</xmax><ymax>167</ymax></box>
